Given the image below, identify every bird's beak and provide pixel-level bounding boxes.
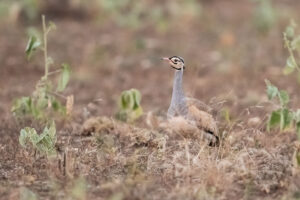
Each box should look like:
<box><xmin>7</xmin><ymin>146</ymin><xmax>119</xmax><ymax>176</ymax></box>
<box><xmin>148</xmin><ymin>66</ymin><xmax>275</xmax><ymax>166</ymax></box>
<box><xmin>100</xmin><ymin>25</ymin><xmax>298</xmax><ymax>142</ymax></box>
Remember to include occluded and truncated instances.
<box><xmin>162</xmin><ymin>57</ymin><xmax>172</xmax><ymax>66</ymax></box>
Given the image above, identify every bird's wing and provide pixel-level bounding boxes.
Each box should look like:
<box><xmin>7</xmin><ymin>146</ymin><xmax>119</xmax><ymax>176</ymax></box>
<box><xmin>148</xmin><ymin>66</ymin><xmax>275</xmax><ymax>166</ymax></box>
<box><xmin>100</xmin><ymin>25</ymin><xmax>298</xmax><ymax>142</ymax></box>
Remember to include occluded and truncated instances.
<box><xmin>188</xmin><ymin>105</ymin><xmax>219</xmax><ymax>137</ymax></box>
<box><xmin>166</xmin><ymin>114</ymin><xmax>219</xmax><ymax>146</ymax></box>
<box><xmin>185</xmin><ymin>97</ymin><xmax>212</xmax><ymax>113</ymax></box>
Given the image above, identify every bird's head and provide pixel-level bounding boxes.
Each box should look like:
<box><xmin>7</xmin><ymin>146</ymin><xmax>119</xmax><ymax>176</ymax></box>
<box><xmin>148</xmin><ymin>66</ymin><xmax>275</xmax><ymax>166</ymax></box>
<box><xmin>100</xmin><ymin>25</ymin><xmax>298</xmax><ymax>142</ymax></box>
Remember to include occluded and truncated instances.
<box><xmin>162</xmin><ymin>56</ymin><xmax>185</xmax><ymax>70</ymax></box>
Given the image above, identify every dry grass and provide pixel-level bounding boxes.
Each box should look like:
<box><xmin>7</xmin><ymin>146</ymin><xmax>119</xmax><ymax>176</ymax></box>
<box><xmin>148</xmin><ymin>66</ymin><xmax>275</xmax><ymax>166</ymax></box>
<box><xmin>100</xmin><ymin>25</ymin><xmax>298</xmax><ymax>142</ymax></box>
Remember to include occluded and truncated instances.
<box><xmin>1</xmin><ymin>111</ymin><xmax>296</xmax><ymax>199</ymax></box>
<box><xmin>76</xmin><ymin>113</ymin><xmax>296</xmax><ymax>199</ymax></box>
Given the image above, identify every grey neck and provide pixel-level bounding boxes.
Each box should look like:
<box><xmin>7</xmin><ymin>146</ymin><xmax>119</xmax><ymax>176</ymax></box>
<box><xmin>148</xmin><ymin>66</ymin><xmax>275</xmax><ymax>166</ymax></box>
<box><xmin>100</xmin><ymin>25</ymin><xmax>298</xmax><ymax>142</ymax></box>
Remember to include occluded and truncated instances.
<box><xmin>167</xmin><ymin>68</ymin><xmax>189</xmax><ymax>118</ymax></box>
<box><xmin>170</xmin><ymin>69</ymin><xmax>186</xmax><ymax>105</ymax></box>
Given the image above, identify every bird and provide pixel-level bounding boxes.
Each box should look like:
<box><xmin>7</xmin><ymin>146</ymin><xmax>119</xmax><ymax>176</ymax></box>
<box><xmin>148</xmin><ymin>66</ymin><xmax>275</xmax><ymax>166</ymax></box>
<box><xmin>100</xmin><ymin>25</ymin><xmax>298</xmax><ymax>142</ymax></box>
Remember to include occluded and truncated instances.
<box><xmin>162</xmin><ymin>56</ymin><xmax>219</xmax><ymax>146</ymax></box>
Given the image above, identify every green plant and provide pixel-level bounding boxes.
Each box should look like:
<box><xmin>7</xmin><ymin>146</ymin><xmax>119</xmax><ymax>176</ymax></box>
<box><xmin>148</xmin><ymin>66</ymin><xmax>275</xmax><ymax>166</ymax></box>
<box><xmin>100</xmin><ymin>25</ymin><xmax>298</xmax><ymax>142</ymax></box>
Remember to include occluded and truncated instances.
<box><xmin>11</xmin><ymin>15</ymin><xmax>71</xmax><ymax>120</ymax></box>
<box><xmin>283</xmin><ymin>20</ymin><xmax>300</xmax><ymax>79</ymax></box>
<box><xmin>116</xmin><ymin>88</ymin><xmax>143</xmax><ymax>123</ymax></box>
<box><xmin>253</xmin><ymin>0</ymin><xmax>276</xmax><ymax>34</ymax></box>
<box><xmin>19</xmin><ymin>121</ymin><xmax>57</xmax><ymax>156</ymax></box>
<box><xmin>265</xmin><ymin>80</ymin><xmax>300</xmax><ymax>137</ymax></box>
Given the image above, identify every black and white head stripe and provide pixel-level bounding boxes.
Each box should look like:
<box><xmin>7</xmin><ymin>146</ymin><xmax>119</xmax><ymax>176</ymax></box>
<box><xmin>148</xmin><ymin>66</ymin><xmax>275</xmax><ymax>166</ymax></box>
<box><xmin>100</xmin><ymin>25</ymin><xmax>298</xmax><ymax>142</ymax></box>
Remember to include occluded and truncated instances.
<box><xmin>169</xmin><ymin>56</ymin><xmax>184</xmax><ymax>64</ymax></box>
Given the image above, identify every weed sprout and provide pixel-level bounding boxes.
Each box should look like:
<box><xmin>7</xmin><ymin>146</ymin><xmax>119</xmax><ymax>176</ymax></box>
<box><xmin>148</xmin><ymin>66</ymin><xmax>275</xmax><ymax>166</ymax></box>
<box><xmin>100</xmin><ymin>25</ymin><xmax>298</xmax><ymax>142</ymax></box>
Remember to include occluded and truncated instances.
<box><xmin>265</xmin><ymin>80</ymin><xmax>300</xmax><ymax>136</ymax></box>
<box><xmin>116</xmin><ymin>88</ymin><xmax>143</xmax><ymax>122</ymax></box>
<box><xmin>11</xmin><ymin>15</ymin><xmax>72</xmax><ymax>120</ymax></box>
<box><xmin>19</xmin><ymin>121</ymin><xmax>57</xmax><ymax>156</ymax></box>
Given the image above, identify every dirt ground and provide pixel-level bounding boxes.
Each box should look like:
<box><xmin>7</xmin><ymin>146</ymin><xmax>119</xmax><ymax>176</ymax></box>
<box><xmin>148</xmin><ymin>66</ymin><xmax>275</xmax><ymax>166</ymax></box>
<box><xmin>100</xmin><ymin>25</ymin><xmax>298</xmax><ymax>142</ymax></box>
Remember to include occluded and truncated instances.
<box><xmin>1</xmin><ymin>1</ymin><xmax>300</xmax><ymax>199</ymax></box>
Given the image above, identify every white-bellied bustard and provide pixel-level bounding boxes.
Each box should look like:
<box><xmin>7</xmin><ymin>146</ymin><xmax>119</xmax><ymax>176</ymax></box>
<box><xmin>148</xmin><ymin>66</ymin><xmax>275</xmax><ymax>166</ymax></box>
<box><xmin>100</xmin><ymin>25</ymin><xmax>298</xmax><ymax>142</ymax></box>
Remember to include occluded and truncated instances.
<box><xmin>162</xmin><ymin>56</ymin><xmax>219</xmax><ymax>146</ymax></box>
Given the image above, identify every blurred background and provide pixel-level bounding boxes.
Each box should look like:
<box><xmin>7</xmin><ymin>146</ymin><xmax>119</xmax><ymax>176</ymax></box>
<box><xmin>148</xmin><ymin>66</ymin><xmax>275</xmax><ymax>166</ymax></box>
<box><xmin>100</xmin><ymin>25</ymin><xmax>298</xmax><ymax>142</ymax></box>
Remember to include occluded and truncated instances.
<box><xmin>1</xmin><ymin>0</ymin><xmax>300</xmax><ymax>118</ymax></box>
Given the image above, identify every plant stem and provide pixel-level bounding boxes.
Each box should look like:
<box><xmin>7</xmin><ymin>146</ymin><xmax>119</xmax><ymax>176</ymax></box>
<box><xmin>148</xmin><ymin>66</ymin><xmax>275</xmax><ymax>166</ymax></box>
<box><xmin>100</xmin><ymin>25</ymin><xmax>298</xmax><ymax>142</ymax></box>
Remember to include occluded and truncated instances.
<box><xmin>48</xmin><ymin>91</ymin><xmax>67</xmax><ymax>100</ymax></box>
<box><xmin>42</xmin><ymin>15</ymin><xmax>48</xmax><ymax>80</ymax></box>
<box><xmin>286</xmin><ymin>36</ymin><xmax>300</xmax><ymax>72</ymax></box>
<box><xmin>48</xmin><ymin>69</ymin><xmax>61</xmax><ymax>76</ymax></box>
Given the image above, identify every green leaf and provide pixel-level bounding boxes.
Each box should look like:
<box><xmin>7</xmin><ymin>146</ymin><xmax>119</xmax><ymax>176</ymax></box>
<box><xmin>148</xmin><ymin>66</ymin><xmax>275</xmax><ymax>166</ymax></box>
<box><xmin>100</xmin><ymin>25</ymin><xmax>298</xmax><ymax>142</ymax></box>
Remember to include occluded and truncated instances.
<box><xmin>285</xmin><ymin>26</ymin><xmax>295</xmax><ymax>38</ymax></box>
<box><xmin>117</xmin><ymin>88</ymin><xmax>143</xmax><ymax>122</ymax></box>
<box><xmin>267</xmin><ymin>110</ymin><xmax>281</xmax><ymax>131</ymax></box>
<box><xmin>27</xmin><ymin>128</ymin><xmax>39</xmax><ymax>145</ymax></box>
<box><xmin>19</xmin><ymin>123</ymin><xmax>56</xmax><ymax>155</ymax></box>
<box><xmin>278</xmin><ymin>90</ymin><xmax>289</xmax><ymax>107</ymax></box>
<box><xmin>52</xmin><ymin>98</ymin><xmax>66</xmax><ymax>114</ymax></box>
<box><xmin>284</xmin><ymin>56</ymin><xmax>297</xmax><ymax>75</ymax></box>
<box><xmin>120</xmin><ymin>90</ymin><xmax>135</xmax><ymax>110</ymax></box>
<box><xmin>285</xmin><ymin>19</ymin><xmax>297</xmax><ymax>38</ymax></box>
<box><xmin>48</xmin><ymin>121</ymin><xmax>56</xmax><ymax>142</ymax></box>
<box><xmin>265</xmin><ymin>79</ymin><xmax>278</xmax><ymax>100</ymax></box>
<box><xmin>283</xmin><ymin>65</ymin><xmax>295</xmax><ymax>75</ymax></box>
<box><xmin>11</xmin><ymin>96</ymin><xmax>32</xmax><ymax>116</ymax></box>
<box><xmin>36</xmin><ymin>95</ymin><xmax>48</xmax><ymax>111</ymax></box>
<box><xmin>19</xmin><ymin>127</ymin><xmax>38</xmax><ymax>148</ymax></box>
<box><xmin>35</xmin><ymin>121</ymin><xmax>56</xmax><ymax>155</ymax></box>
<box><xmin>120</xmin><ymin>91</ymin><xmax>130</xmax><ymax>109</ymax></box>
<box><xmin>19</xmin><ymin>129</ymin><xmax>29</xmax><ymax>148</ymax></box>
<box><xmin>128</xmin><ymin>91</ymin><xmax>135</xmax><ymax>109</ymax></box>
<box><xmin>25</xmin><ymin>35</ymin><xmax>41</xmax><ymax>60</ymax></box>
<box><xmin>131</xmin><ymin>89</ymin><xmax>142</xmax><ymax>109</ymax></box>
<box><xmin>280</xmin><ymin>108</ymin><xmax>293</xmax><ymax>131</ymax></box>
<box><xmin>57</xmin><ymin>63</ymin><xmax>71</xmax><ymax>92</ymax></box>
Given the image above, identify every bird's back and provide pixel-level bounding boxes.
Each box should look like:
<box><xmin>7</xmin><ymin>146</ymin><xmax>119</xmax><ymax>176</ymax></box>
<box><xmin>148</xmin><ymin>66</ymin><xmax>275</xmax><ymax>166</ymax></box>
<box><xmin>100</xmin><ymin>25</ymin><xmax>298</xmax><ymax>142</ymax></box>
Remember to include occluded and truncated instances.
<box><xmin>188</xmin><ymin>105</ymin><xmax>219</xmax><ymax>146</ymax></box>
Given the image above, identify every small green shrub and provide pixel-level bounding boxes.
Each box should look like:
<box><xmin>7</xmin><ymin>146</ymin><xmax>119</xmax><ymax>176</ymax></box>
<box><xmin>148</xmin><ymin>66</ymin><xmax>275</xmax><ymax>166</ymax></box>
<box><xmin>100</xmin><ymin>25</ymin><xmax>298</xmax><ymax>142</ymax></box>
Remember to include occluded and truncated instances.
<box><xmin>11</xmin><ymin>15</ymin><xmax>71</xmax><ymax>120</ymax></box>
<box><xmin>116</xmin><ymin>89</ymin><xmax>143</xmax><ymax>123</ymax></box>
<box><xmin>253</xmin><ymin>0</ymin><xmax>276</xmax><ymax>34</ymax></box>
<box><xmin>265</xmin><ymin>80</ymin><xmax>300</xmax><ymax>137</ymax></box>
<box><xmin>19</xmin><ymin>121</ymin><xmax>57</xmax><ymax>156</ymax></box>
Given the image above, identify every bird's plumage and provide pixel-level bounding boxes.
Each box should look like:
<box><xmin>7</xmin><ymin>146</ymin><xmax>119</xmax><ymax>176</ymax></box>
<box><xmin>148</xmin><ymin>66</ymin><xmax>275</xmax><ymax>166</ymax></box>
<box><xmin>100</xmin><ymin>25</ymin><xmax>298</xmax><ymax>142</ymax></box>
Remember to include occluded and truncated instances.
<box><xmin>188</xmin><ymin>105</ymin><xmax>219</xmax><ymax>145</ymax></box>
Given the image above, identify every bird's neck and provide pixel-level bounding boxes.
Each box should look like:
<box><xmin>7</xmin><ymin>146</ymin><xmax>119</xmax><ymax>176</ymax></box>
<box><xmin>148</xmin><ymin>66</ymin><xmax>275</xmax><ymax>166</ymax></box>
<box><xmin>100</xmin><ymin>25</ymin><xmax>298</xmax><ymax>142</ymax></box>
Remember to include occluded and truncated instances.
<box><xmin>171</xmin><ymin>69</ymin><xmax>185</xmax><ymax>105</ymax></box>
